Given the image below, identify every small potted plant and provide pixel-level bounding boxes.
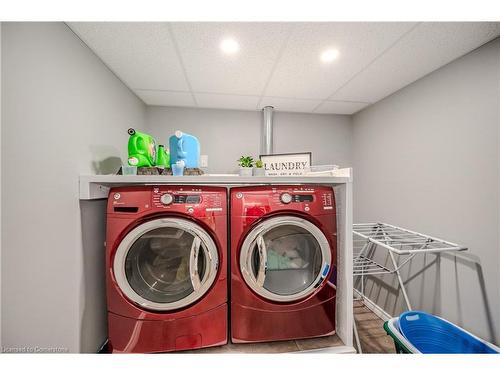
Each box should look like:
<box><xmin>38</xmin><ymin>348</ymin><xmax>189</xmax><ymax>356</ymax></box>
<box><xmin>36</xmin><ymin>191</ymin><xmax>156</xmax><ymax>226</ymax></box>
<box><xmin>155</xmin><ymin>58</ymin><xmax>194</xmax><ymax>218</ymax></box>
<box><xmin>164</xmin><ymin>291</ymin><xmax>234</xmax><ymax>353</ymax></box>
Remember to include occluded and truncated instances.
<box><xmin>253</xmin><ymin>159</ymin><xmax>266</xmax><ymax>176</ymax></box>
<box><xmin>238</xmin><ymin>156</ymin><xmax>254</xmax><ymax>176</ymax></box>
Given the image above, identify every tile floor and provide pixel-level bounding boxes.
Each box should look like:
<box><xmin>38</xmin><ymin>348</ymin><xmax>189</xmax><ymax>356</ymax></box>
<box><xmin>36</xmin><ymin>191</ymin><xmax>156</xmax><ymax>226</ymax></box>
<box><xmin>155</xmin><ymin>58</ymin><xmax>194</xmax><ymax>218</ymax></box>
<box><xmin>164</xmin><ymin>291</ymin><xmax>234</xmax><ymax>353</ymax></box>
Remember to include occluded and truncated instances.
<box><xmin>184</xmin><ymin>301</ymin><xmax>395</xmax><ymax>354</ymax></box>
<box><xmin>353</xmin><ymin>301</ymin><xmax>395</xmax><ymax>354</ymax></box>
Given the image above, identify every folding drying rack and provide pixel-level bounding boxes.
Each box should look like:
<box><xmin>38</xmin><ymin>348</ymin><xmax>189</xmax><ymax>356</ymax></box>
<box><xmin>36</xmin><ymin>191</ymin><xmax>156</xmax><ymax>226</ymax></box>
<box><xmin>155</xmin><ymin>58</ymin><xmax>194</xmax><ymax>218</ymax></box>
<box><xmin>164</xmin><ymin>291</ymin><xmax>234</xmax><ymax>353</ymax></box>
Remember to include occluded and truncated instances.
<box><xmin>352</xmin><ymin>222</ymin><xmax>467</xmax><ymax>311</ymax></box>
<box><xmin>351</xmin><ymin>223</ymin><xmax>467</xmax><ymax>353</ymax></box>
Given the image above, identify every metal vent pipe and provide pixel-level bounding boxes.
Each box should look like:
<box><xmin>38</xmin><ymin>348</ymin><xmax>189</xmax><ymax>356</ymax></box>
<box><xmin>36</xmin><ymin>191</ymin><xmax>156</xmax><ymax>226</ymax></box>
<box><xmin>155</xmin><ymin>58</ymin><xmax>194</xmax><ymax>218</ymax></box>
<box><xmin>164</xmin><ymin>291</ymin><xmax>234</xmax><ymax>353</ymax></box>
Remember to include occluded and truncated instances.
<box><xmin>261</xmin><ymin>106</ymin><xmax>274</xmax><ymax>155</ymax></box>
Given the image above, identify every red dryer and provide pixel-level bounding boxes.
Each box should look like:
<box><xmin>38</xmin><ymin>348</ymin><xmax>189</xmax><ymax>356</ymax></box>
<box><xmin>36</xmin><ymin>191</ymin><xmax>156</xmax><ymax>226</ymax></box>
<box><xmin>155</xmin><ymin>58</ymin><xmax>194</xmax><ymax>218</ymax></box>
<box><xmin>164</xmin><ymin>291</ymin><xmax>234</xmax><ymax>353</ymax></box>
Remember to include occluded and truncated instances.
<box><xmin>105</xmin><ymin>186</ymin><xmax>227</xmax><ymax>353</ymax></box>
<box><xmin>230</xmin><ymin>185</ymin><xmax>337</xmax><ymax>343</ymax></box>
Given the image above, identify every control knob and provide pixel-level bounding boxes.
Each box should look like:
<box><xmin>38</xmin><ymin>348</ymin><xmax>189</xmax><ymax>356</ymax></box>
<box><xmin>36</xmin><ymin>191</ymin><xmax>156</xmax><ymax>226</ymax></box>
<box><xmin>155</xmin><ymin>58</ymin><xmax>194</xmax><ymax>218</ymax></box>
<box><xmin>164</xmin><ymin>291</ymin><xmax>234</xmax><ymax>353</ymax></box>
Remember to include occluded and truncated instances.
<box><xmin>160</xmin><ymin>193</ymin><xmax>174</xmax><ymax>205</ymax></box>
<box><xmin>280</xmin><ymin>193</ymin><xmax>293</xmax><ymax>204</ymax></box>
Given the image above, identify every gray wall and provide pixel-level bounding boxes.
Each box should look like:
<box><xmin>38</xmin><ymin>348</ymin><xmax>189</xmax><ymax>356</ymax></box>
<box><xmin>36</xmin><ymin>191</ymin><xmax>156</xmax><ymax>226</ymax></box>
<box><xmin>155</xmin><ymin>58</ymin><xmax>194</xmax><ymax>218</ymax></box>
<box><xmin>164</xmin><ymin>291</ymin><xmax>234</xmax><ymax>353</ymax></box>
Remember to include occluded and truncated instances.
<box><xmin>145</xmin><ymin>106</ymin><xmax>352</xmax><ymax>173</ymax></box>
<box><xmin>352</xmin><ymin>38</ymin><xmax>500</xmax><ymax>343</ymax></box>
<box><xmin>1</xmin><ymin>23</ymin><xmax>146</xmax><ymax>352</ymax></box>
<box><xmin>0</xmin><ymin>22</ymin><xmax>3</xmax><ymax>349</ymax></box>
<box><xmin>2</xmin><ymin>21</ymin><xmax>499</xmax><ymax>353</ymax></box>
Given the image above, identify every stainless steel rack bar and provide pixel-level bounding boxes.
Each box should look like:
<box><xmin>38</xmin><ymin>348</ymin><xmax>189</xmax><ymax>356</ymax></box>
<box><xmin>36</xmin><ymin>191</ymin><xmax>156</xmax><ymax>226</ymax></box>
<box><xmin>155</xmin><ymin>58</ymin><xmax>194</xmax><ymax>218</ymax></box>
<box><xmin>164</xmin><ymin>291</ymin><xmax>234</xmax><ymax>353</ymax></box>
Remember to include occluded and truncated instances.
<box><xmin>352</xmin><ymin>223</ymin><xmax>467</xmax><ymax>353</ymax></box>
<box><xmin>353</xmin><ymin>222</ymin><xmax>467</xmax><ymax>311</ymax></box>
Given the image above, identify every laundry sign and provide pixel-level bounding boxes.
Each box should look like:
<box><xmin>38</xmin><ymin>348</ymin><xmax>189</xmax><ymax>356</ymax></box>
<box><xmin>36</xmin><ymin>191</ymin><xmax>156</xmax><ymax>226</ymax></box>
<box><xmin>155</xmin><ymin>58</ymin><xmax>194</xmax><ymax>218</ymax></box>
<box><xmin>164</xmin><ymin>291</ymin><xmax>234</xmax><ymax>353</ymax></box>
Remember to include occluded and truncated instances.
<box><xmin>260</xmin><ymin>153</ymin><xmax>312</xmax><ymax>176</ymax></box>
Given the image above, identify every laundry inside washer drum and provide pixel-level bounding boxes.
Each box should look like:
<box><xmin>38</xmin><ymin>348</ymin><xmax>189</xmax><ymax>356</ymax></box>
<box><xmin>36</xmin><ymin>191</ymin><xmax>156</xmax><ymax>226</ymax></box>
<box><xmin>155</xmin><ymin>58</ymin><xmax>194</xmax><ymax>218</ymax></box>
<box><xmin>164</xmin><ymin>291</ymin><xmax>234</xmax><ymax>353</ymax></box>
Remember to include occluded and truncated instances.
<box><xmin>124</xmin><ymin>227</ymin><xmax>207</xmax><ymax>304</ymax></box>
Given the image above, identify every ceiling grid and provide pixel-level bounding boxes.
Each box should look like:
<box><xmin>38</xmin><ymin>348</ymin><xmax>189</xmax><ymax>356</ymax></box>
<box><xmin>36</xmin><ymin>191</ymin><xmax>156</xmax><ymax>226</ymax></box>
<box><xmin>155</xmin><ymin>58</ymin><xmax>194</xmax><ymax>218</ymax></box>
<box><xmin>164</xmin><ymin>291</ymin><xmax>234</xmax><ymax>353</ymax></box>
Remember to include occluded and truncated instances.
<box><xmin>256</xmin><ymin>24</ymin><xmax>296</xmax><ymax>109</ymax></box>
<box><xmin>166</xmin><ymin>23</ymin><xmax>199</xmax><ymax>106</ymax></box>
<box><xmin>310</xmin><ymin>22</ymin><xmax>422</xmax><ymax>113</ymax></box>
<box><xmin>68</xmin><ymin>22</ymin><xmax>500</xmax><ymax>114</ymax></box>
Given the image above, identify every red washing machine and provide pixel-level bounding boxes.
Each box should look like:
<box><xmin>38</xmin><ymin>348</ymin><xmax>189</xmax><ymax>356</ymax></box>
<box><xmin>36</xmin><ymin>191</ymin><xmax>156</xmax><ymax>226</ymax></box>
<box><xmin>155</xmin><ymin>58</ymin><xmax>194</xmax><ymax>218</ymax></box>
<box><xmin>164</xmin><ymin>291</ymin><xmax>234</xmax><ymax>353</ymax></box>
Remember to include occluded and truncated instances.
<box><xmin>105</xmin><ymin>186</ymin><xmax>227</xmax><ymax>353</ymax></box>
<box><xmin>230</xmin><ymin>185</ymin><xmax>337</xmax><ymax>343</ymax></box>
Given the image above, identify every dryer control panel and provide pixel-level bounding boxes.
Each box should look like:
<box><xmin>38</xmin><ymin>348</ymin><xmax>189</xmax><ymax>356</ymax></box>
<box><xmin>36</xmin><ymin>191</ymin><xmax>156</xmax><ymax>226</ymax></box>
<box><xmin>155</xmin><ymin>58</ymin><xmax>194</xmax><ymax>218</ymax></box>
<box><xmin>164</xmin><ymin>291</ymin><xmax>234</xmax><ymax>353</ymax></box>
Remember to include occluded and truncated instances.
<box><xmin>232</xmin><ymin>185</ymin><xmax>335</xmax><ymax>217</ymax></box>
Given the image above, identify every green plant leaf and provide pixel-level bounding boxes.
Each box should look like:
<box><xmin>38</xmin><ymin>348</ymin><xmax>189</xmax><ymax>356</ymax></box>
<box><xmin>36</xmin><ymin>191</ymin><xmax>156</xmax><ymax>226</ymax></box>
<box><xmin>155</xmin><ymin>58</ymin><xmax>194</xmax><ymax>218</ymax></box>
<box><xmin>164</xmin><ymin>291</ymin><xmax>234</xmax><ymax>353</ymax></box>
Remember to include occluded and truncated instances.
<box><xmin>238</xmin><ymin>155</ymin><xmax>254</xmax><ymax>167</ymax></box>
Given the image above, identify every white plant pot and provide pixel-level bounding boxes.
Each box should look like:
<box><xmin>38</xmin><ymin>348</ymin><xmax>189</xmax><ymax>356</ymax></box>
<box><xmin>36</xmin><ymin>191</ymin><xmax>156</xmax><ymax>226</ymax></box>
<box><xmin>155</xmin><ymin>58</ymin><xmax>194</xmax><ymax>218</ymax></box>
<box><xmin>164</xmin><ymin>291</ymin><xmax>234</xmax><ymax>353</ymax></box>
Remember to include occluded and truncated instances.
<box><xmin>239</xmin><ymin>167</ymin><xmax>253</xmax><ymax>176</ymax></box>
<box><xmin>253</xmin><ymin>168</ymin><xmax>266</xmax><ymax>176</ymax></box>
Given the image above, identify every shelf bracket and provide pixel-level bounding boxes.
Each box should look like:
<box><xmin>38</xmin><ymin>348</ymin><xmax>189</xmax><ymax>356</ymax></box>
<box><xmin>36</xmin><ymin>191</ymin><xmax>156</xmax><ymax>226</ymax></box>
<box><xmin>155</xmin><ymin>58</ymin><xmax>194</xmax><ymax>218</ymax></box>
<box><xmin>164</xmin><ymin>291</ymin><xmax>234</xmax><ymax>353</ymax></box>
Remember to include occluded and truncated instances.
<box><xmin>79</xmin><ymin>178</ymin><xmax>110</xmax><ymax>200</ymax></box>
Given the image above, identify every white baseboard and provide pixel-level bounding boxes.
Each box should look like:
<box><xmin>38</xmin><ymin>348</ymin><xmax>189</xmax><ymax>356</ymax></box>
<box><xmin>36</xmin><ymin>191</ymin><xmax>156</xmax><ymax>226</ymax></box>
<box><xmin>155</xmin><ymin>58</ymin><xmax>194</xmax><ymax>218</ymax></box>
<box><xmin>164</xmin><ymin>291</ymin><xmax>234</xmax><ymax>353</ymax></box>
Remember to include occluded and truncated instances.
<box><xmin>353</xmin><ymin>288</ymin><xmax>392</xmax><ymax>322</ymax></box>
<box><xmin>295</xmin><ymin>345</ymin><xmax>357</xmax><ymax>354</ymax></box>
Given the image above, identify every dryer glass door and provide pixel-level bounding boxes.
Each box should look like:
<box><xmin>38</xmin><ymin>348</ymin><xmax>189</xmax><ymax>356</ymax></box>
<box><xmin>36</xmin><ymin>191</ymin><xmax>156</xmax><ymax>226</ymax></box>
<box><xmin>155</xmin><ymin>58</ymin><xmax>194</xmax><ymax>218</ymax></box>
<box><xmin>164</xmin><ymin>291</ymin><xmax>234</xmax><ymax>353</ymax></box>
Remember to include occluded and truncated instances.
<box><xmin>240</xmin><ymin>216</ymin><xmax>332</xmax><ymax>302</ymax></box>
<box><xmin>113</xmin><ymin>218</ymin><xmax>219</xmax><ymax>311</ymax></box>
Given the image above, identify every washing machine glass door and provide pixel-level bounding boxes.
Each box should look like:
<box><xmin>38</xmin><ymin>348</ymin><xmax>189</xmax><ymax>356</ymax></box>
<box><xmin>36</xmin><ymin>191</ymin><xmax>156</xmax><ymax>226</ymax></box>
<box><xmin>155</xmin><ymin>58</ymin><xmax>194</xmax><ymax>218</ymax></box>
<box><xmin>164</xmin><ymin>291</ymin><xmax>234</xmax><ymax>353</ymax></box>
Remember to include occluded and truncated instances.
<box><xmin>240</xmin><ymin>216</ymin><xmax>332</xmax><ymax>302</ymax></box>
<box><xmin>113</xmin><ymin>218</ymin><xmax>219</xmax><ymax>311</ymax></box>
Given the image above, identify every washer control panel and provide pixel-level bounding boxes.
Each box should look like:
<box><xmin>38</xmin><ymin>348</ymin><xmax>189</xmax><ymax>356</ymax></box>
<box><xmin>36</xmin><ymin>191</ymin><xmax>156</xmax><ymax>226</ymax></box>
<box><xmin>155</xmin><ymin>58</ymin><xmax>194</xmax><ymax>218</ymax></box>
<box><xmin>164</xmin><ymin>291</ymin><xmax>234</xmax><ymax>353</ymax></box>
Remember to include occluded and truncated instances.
<box><xmin>160</xmin><ymin>193</ymin><xmax>201</xmax><ymax>205</ymax></box>
<box><xmin>280</xmin><ymin>193</ymin><xmax>293</xmax><ymax>204</ymax></box>
<box><xmin>108</xmin><ymin>186</ymin><xmax>226</xmax><ymax>217</ymax></box>
<box><xmin>151</xmin><ymin>186</ymin><xmax>226</xmax><ymax>216</ymax></box>
<box><xmin>160</xmin><ymin>193</ymin><xmax>174</xmax><ymax>205</ymax></box>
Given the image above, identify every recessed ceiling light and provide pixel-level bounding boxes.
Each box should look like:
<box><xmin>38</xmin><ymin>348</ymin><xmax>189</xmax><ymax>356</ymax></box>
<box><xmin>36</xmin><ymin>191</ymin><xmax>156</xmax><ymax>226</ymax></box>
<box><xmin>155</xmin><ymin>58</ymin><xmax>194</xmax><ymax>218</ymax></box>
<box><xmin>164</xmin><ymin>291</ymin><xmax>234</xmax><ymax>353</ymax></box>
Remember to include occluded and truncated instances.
<box><xmin>320</xmin><ymin>48</ymin><xmax>339</xmax><ymax>63</ymax></box>
<box><xmin>220</xmin><ymin>38</ymin><xmax>240</xmax><ymax>55</ymax></box>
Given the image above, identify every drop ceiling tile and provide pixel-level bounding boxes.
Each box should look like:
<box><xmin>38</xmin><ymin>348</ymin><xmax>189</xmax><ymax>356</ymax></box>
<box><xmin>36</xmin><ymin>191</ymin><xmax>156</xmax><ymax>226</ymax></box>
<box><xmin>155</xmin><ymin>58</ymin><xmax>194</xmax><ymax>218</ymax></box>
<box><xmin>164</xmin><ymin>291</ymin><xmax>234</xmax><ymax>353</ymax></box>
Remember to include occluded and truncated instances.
<box><xmin>264</xmin><ymin>22</ymin><xmax>417</xmax><ymax>100</ymax></box>
<box><xmin>194</xmin><ymin>93</ymin><xmax>260</xmax><ymax>111</ymax></box>
<box><xmin>260</xmin><ymin>97</ymin><xmax>322</xmax><ymax>113</ymax></box>
<box><xmin>135</xmin><ymin>90</ymin><xmax>195</xmax><ymax>107</ymax></box>
<box><xmin>314</xmin><ymin>101</ymin><xmax>370</xmax><ymax>115</ymax></box>
<box><xmin>68</xmin><ymin>22</ymin><xmax>189</xmax><ymax>91</ymax></box>
<box><xmin>170</xmin><ymin>22</ymin><xmax>293</xmax><ymax>96</ymax></box>
<box><xmin>332</xmin><ymin>22</ymin><xmax>500</xmax><ymax>103</ymax></box>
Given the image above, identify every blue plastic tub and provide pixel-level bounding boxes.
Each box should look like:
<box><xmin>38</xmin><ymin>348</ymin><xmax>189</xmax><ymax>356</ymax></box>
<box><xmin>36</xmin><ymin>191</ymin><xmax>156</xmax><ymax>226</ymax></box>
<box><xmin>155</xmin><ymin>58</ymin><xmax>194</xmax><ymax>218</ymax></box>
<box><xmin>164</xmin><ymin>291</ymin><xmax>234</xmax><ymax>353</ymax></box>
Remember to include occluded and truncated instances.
<box><xmin>398</xmin><ymin>311</ymin><xmax>499</xmax><ymax>354</ymax></box>
<box><xmin>384</xmin><ymin>318</ymin><xmax>419</xmax><ymax>353</ymax></box>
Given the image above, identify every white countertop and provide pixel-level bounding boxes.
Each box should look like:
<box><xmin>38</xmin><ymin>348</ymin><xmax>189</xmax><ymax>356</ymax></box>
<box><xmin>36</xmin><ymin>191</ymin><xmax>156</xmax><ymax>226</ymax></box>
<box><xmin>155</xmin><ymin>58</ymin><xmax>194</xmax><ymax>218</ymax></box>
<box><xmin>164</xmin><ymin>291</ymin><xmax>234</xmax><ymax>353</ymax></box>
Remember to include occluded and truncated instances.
<box><xmin>79</xmin><ymin>168</ymin><xmax>352</xmax><ymax>199</ymax></box>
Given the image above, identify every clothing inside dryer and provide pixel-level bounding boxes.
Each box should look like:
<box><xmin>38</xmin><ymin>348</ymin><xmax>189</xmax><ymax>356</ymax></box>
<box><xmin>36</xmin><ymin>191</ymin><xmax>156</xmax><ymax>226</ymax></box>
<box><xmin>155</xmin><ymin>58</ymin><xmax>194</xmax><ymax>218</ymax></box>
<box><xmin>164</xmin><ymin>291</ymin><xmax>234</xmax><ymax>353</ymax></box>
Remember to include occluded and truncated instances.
<box><xmin>251</xmin><ymin>224</ymin><xmax>323</xmax><ymax>296</ymax></box>
<box><xmin>125</xmin><ymin>226</ymin><xmax>207</xmax><ymax>304</ymax></box>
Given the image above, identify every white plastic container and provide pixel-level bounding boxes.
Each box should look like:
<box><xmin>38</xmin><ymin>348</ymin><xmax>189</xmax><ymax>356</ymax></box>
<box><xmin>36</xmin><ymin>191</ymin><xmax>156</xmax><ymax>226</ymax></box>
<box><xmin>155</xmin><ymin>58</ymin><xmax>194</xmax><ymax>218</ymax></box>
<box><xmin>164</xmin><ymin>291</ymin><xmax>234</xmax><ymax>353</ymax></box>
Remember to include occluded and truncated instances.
<box><xmin>309</xmin><ymin>164</ymin><xmax>339</xmax><ymax>172</ymax></box>
<box><xmin>122</xmin><ymin>165</ymin><xmax>137</xmax><ymax>175</ymax></box>
<box><xmin>253</xmin><ymin>167</ymin><xmax>266</xmax><ymax>176</ymax></box>
<box><xmin>239</xmin><ymin>167</ymin><xmax>253</xmax><ymax>176</ymax></box>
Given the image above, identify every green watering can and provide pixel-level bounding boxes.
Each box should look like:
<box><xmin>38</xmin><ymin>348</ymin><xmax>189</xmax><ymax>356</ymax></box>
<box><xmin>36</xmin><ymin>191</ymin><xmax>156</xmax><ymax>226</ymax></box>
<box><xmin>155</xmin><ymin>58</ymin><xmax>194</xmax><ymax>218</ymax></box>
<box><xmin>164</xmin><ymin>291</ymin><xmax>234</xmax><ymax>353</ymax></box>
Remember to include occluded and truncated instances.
<box><xmin>127</xmin><ymin>128</ymin><xmax>157</xmax><ymax>167</ymax></box>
